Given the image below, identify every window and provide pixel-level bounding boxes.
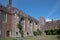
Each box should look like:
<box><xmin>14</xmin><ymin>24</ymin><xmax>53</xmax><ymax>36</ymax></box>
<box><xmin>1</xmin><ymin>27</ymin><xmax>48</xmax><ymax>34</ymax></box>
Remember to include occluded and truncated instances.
<box><xmin>2</xmin><ymin>13</ymin><xmax>7</xmax><ymax>23</ymax></box>
<box><xmin>0</xmin><ymin>11</ymin><xmax>2</xmax><ymax>19</ymax></box>
<box><xmin>27</xmin><ymin>32</ymin><xmax>29</xmax><ymax>36</ymax></box>
<box><xmin>0</xmin><ymin>11</ymin><xmax>2</xmax><ymax>15</ymax></box>
<box><xmin>16</xmin><ymin>32</ymin><xmax>18</xmax><ymax>35</ymax></box>
<box><xmin>0</xmin><ymin>11</ymin><xmax>7</xmax><ymax>23</ymax></box>
<box><xmin>0</xmin><ymin>30</ymin><xmax>1</xmax><ymax>35</ymax></box>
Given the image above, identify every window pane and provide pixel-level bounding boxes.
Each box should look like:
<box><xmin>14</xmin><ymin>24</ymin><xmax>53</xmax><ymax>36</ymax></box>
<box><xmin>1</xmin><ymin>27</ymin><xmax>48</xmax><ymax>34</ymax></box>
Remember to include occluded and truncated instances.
<box><xmin>3</xmin><ymin>13</ymin><xmax>6</xmax><ymax>21</ymax></box>
<box><xmin>2</xmin><ymin>13</ymin><xmax>7</xmax><ymax>23</ymax></box>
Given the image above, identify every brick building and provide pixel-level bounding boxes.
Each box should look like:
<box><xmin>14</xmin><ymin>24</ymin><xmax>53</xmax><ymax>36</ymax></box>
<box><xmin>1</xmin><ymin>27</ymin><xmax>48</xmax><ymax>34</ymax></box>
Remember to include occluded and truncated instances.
<box><xmin>0</xmin><ymin>0</ymin><xmax>40</xmax><ymax>38</ymax></box>
<box><xmin>0</xmin><ymin>0</ymin><xmax>60</xmax><ymax>38</ymax></box>
<box><xmin>45</xmin><ymin>20</ymin><xmax>60</xmax><ymax>30</ymax></box>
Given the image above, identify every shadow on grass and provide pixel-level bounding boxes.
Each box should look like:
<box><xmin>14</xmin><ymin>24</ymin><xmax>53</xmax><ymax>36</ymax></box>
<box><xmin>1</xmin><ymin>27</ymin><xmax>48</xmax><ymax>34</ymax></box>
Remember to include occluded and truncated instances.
<box><xmin>57</xmin><ymin>35</ymin><xmax>60</xmax><ymax>40</ymax></box>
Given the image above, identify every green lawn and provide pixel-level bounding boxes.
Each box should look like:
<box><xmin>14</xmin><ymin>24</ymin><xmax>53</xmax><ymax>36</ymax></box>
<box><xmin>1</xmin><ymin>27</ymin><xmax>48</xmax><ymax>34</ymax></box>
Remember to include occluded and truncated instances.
<box><xmin>0</xmin><ymin>37</ymin><xmax>16</xmax><ymax>40</ymax></box>
<box><xmin>0</xmin><ymin>35</ymin><xmax>60</xmax><ymax>40</ymax></box>
<box><xmin>24</xmin><ymin>35</ymin><xmax>60</xmax><ymax>40</ymax></box>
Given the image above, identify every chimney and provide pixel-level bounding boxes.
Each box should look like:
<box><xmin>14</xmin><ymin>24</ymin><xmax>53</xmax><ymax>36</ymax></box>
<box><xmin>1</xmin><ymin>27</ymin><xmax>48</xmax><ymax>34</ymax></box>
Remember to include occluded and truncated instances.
<box><xmin>7</xmin><ymin>0</ymin><xmax>12</xmax><ymax>7</ymax></box>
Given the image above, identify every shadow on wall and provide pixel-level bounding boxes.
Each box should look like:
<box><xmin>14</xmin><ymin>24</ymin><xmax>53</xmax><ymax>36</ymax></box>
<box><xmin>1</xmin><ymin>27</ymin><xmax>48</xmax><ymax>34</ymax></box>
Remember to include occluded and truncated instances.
<box><xmin>57</xmin><ymin>35</ymin><xmax>60</xmax><ymax>40</ymax></box>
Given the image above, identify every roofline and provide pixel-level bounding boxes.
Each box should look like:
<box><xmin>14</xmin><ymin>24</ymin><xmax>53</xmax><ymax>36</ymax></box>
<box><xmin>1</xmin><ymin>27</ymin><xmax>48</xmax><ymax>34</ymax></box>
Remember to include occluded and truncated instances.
<box><xmin>0</xmin><ymin>4</ymin><xmax>12</xmax><ymax>15</ymax></box>
<box><xmin>0</xmin><ymin>4</ymin><xmax>39</xmax><ymax>23</ymax></box>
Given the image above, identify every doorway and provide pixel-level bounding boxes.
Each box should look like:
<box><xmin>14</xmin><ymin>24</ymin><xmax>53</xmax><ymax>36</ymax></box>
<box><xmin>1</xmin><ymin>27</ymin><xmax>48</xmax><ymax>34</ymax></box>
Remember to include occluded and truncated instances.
<box><xmin>6</xmin><ymin>30</ymin><xmax>10</xmax><ymax>37</ymax></box>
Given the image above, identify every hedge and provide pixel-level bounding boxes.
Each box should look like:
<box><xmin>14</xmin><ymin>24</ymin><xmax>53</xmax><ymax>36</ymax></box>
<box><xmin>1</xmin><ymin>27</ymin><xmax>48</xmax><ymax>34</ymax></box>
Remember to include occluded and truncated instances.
<box><xmin>45</xmin><ymin>29</ymin><xmax>60</xmax><ymax>35</ymax></box>
<box><xmin>33</xmin><ymin>29</ymin><xmax>42</xmax><ymax>36</ymax></box>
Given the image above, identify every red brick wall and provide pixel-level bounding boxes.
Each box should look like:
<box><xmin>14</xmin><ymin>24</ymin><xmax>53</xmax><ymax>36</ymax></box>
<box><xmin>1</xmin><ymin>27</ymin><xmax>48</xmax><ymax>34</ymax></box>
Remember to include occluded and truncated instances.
<box><xmin>2</xmin><ymin>13</ymin><xmax>12</xmax><ymax>37</ymax></box>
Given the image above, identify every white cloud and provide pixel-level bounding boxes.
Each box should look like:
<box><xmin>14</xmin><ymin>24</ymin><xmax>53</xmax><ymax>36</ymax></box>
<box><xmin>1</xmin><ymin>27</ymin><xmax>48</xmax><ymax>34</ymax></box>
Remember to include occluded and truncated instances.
<box><xmin>46</xmin><ymin>18</ymin><xmax>52</xmax><ymax>22</ymax></box>
<box><xmin>47</xmin><ymin>0</ymin><xmax>60</xmax><ymax>18</ymax></box>
<box><xmin>46</xmin><ymin>18</ymin><xmax>60</xmax><ymax>22</ymax></box>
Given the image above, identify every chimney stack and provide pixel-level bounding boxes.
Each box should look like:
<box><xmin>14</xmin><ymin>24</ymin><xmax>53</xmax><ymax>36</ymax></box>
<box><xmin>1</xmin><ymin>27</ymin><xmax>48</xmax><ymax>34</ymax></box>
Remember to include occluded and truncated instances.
<box><xmin>7</xmin><ymin>0</ymin><xmax>12</xmax><ymax>7</ymax></box>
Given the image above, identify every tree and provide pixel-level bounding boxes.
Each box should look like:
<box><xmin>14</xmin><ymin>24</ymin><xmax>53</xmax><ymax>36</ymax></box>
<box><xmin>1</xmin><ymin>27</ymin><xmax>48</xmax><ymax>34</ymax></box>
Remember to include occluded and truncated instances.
<box><xmin>37</xmin><ymin>29</ymin><xmax>42</xmax><ymax>35</ymax></box>
<box><xmin>33</xmin><ymin>29</ymin><xmax>42</xmax><ymax>36</ymax></box>
<box><xmin>17</xmin><ymin>14</ymin><xmax>24</xmax><ymax>37</ymax></box>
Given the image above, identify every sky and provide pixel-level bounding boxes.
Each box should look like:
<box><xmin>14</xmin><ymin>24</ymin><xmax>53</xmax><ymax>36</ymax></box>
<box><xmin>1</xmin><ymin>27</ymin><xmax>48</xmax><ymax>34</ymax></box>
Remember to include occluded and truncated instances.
<box><xmin>0</xmin><ymin>0</ymin><xmax>60</xmax><ymax>21</ymax></box>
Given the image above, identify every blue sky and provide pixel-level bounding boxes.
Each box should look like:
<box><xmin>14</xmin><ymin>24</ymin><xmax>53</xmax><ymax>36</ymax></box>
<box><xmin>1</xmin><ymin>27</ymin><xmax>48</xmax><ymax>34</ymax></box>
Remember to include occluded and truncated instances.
<box><xmin>0</xmin><ymin>0</ymin><xmax>60</xmax><ymax>21</ymax></box>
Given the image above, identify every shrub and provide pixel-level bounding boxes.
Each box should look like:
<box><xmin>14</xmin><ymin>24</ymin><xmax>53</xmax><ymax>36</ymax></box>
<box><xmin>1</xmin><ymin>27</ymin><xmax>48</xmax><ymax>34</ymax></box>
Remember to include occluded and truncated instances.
<box><xmin>45</xmin><ymin>29</ymin><xmax>60</xmax><ymax>35</ymax></box>
<box><xmin>33</xmin><ymin>29</ymin><xmax>42</xmax><ymax>36</ymax></box>
<box><xmin>45</xmin><ymin>30</ymin><xmax>51</xmax><ymax>35</ymax></box>
<box><xmin>57</xmin><ymin>29</ymin><xmax>60</xmax><ymax>35</ymax></box>
<box><xmin>33</xmin><ymin>31</ymin><xmax>37</xmax><ymax>36</ymax></box>
<box><xmin>53</xmin><ymin>29</ymin><xmax>57</xmax><ymax>35</ymax></box>
<box><xmin>17</xmin><ymin>15</ymin><xmax>24</xmax><ymax>37</ymax></box>
<box><xmin>17</xmin><ymin>23</ymin><xmax>24</xmax><ymax>37</ymax></box>
<box><xmin>37</xmin><ymin>29</ymin><xmax>42</xmax><ymax>35</ymax></box>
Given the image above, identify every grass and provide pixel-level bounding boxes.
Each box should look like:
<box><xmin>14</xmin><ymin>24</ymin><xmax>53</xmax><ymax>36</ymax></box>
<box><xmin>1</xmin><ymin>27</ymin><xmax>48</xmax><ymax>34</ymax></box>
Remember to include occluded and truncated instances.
<box><xmin>0</xmin><ymin>37</ymin><xmax>16</xmax><ymax>40</ymax></box>
<box><xmin>0</xmin><ymin>35</ymin><xmax>60</xmax><ymax>40</ymax></box>
<box><xmin>24</xmin><ymin>35</ymin><xmax>60</xmax><ymax>40</ymax></box>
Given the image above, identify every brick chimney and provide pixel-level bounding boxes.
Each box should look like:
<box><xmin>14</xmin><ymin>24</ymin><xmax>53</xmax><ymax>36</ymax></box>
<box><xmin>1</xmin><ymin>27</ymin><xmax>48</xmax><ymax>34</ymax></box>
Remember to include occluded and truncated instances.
<box><xmin>7</xmin><ymin>0</ymin><xmax>12</xmax><ymax>7</ymax></box>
